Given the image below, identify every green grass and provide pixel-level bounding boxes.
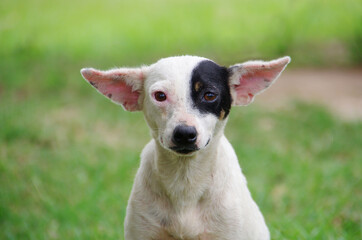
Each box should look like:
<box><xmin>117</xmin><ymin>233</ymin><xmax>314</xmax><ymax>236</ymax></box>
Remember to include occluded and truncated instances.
<box><xmin>1</xmin><ymin>0</ymin><xmax>361</xmax><ymax>239</ymax></box>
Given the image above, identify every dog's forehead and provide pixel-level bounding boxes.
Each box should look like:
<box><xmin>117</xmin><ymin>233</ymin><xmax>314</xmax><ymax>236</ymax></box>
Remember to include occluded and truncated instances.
<box><xmin>146</xmin><ymin>56</ymin><xmax>208</xmax><ymax>84</ymax></box>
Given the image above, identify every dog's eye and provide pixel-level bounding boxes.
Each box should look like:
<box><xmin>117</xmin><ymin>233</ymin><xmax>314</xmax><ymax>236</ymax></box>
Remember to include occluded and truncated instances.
<box><xmin>204</xmin><ymin>92</ymin><xmax>217</xmax><ymax>102</ymax></box>
<box><xmin>154</xmin><ymin>91</ymin><xmax>167</xmax><ymax>102</ymax></box>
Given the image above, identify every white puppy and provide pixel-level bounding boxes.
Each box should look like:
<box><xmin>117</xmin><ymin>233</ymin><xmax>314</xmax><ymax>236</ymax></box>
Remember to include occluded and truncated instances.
<box><xmin>81</xmin><ymin>55</ymin><xmax>290</xmax><ymax>240</ymax></box>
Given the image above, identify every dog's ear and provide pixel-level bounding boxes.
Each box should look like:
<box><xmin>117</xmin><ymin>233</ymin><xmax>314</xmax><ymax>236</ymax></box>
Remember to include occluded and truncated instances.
<box><xmin>80</xmin><ymin>67</ymin><xmax>146</xmax><ymax>111</ymax></box>
<box><xmin>228</xmin><ymin>56</ymin><xmax>290</xmax><ymax>106</ymax></box>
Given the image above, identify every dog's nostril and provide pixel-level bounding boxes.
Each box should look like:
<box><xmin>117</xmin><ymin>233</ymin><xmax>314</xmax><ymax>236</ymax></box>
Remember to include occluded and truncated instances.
<box><xmin>188</xmin><ymin>132</ymin><xmax>196</xmax><ymax>141</ymax></box>
<box><xmin>172</xmin><ymin>125</ymin><xmax>197</xmax><ymax>145</ymax></box>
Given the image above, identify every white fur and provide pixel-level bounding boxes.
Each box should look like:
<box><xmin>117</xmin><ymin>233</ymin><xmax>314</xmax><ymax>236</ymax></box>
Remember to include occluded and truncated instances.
<box><xmin>125</xmin><ymin>136</ymin><xmax>270</xmax><ymax>240</ymax></box>
<box><xmin>124</xmin><ymin>56</ymin><xmax>272</xmax><ymax>240</ymax></box>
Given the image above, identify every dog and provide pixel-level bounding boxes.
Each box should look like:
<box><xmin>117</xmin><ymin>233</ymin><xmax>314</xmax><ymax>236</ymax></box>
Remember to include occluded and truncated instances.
<box><xmin>81</xmin><ymin>55</ymin><xmax>290</xmax><ymax>240</ymax></box>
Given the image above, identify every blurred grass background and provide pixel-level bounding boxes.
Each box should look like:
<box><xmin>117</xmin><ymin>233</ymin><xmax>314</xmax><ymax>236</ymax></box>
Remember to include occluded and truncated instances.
<box><xmin>0</xmin><ymin>0</ymin><xmax>361</xmax><ymax>239</ymax></box>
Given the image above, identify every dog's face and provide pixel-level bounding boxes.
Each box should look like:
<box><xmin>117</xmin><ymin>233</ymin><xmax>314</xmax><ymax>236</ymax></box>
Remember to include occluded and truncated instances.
<box><xmin>142</xmin><ymin>56</ymin><xmax>231</xmax><ymax>155</ymax></box>
<box><xmin>81</xmin><ymin>55</ymin><xmax>290</xmax><ymax>155</ymax></box>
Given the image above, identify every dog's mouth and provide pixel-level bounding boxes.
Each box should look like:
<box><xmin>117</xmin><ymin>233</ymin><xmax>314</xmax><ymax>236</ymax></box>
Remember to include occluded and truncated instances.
<box><xmin>170</xmin><ymin>145</ymin><xmax>199</xmax><ymax>155</ymax></box>
<box><xmin>169</xmin><ymin>139</ymin><xmax>210</xmax><ymax>155</ymax></box>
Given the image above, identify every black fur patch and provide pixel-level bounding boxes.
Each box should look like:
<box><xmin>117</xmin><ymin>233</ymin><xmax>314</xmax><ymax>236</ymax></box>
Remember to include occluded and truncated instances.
<box><xmin>190</xmin><ymin>60</ymin><xmax>231</xmax><ymax>119</ymax></box>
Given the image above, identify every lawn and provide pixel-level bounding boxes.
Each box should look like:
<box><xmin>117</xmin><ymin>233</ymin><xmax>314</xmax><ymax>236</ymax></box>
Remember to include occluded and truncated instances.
<box><xmin>0</xmin><ymin>0</ymin><xmax>361</xmax><ymax>239</ymax></box>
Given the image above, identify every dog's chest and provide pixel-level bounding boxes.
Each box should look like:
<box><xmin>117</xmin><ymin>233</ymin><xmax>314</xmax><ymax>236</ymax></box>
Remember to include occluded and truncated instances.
<box><xmin>156</xmin><ymin>206</ymin><xmax>211</xmax><ymax>240</ymax></box>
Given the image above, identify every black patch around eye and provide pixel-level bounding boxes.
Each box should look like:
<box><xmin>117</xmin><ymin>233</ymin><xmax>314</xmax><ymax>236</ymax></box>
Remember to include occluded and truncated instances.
<box><xmin>190</xmin><ymin>60</ymin><xmax>231</xmax><ymax>119</ymax></box>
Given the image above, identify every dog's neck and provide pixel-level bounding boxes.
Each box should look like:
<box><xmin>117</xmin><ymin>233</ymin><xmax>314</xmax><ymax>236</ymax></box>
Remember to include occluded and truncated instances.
<box><xmin>152</xmin><ymin>134</ymin><xmax>222</xmax><ymax>209</ymax></box>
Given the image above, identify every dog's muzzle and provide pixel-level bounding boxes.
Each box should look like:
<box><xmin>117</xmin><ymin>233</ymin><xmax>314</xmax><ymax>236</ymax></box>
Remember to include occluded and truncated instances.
<box><xmin>171</xmin><ymin>125</ymin><xmax>199</xmax><ymax>154</ymax></box>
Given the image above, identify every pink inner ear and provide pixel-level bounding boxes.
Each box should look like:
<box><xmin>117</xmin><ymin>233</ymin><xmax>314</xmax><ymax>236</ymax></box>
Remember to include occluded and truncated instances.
<box><xmin>233</xmin><ymin>58</ymin><xmax>289</xmax><ymax>105</ymax></box>
<box><xmin>82</xmin><ymin>69</ymin><xmax>142</xmax><ymax>111</ymax></box>
<box><xmin>236</xmin><ymin>68</ymin><xmax>278</xmax><ymax>95</ymax></box>
<box><xmin>101</xmin><ymin>80</ymin><xmax>140</xmax><ymax>111</ymax></box>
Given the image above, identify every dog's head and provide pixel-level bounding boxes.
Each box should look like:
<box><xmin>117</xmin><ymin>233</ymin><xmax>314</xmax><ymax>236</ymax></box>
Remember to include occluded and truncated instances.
<box><xmin>81</xmin><ymin>56</ymin><xmax>290</xmax><ymax>155</ymax></box>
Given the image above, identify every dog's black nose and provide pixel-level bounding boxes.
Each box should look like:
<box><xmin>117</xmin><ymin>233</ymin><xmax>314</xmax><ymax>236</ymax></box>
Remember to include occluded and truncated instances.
<box><xmin>172</xmin><ymin>125</ymin><xmax>197</xmax><ymax>146</ymax></box>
